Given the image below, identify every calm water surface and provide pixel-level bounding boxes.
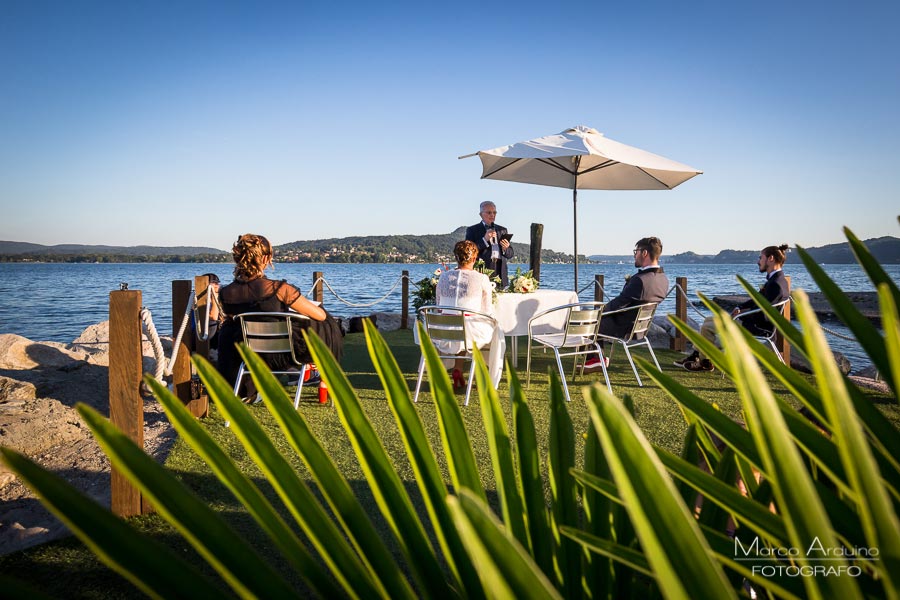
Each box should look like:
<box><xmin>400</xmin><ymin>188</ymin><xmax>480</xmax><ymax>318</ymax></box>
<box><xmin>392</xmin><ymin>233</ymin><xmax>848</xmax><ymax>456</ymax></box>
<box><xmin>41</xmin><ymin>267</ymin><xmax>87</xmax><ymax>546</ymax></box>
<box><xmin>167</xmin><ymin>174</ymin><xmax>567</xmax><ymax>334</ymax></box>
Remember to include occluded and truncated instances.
<box><xmin>1</xmin><ymin>262</ymin><xmax>897</xmax><ymax>372</ymax></box>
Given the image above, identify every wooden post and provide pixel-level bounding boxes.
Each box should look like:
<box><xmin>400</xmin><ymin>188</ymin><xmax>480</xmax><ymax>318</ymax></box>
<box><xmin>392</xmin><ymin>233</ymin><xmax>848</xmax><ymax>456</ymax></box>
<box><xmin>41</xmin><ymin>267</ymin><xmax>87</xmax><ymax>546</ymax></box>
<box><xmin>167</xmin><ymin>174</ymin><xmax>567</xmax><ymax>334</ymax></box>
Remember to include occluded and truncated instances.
<box><xmin>529</xmin><ymin>223</ymin><xmax>543</xmax><ymax>282</ymax></box>
<box><xmin>777</xmin><ymin>276</ymin><xmax>792</xmax><ymax>367</ymax></box>
<box><xmin>191</xmin><ymin>276</ymin><xmax>210</xmax><ymax>417</ymax></box>
<box><xmin>109</xmin><ymin>289</ymin><xmax>147</xmax><ymax>516</ymax></box>
<box><xmin>671</xmin><ymin>277</ymin><xmax>688</xmax><ymax>351</ymax></box>
<box><xmin>401</xmin><ymin>270</ymin><xmax>409</xmax><ymax>329</ymax></box>
<box><xmin>312</xmin><ymin>271</ymin><xmax>324</xmax><ymax>304</ymax></box>
<box><xmin>594</xmin><ymin>274</ymin><xmax>604</xmax><ymax>303</ymax></box>
<box><xmin>172</xmin><ymin>281</ymin><xmax>202</xmax><ymax>417</ymax></box>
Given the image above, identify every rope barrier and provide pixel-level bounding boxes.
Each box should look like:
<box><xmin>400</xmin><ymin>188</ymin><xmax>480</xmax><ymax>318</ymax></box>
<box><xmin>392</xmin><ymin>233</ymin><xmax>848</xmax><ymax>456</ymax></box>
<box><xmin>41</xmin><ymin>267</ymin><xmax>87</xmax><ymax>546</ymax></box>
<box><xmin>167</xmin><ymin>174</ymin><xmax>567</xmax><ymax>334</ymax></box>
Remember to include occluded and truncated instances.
<box><xmin>140</xmin><ymin>308</ymin><xmax>166</xmax><ymax>382</ymax></box>
<box><xmin>308</xmin><ymin>274</ymin><xmax>407</xmax><ymax>308</ymax></box>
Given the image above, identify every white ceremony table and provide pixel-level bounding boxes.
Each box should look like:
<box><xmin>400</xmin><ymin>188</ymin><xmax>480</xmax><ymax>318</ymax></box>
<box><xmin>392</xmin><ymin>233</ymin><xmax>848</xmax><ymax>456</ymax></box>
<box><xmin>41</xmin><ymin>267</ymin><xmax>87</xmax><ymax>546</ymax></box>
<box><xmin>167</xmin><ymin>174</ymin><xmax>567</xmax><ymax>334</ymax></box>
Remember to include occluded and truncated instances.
<box><xmin>495</xmin><ymin>289</ymin><xmax>580</xmax><ymax>367</ymax></box>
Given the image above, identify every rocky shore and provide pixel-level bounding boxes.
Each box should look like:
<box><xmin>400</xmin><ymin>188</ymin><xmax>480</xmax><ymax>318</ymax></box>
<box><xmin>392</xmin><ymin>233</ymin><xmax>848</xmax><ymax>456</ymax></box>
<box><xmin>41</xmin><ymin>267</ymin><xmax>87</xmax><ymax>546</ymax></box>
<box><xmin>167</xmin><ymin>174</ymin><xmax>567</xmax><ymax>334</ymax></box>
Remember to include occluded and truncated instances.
<box><xmin>0</xmin><ymin>324</ymin><xmax>176</xmax><ymax>555</ymax></box>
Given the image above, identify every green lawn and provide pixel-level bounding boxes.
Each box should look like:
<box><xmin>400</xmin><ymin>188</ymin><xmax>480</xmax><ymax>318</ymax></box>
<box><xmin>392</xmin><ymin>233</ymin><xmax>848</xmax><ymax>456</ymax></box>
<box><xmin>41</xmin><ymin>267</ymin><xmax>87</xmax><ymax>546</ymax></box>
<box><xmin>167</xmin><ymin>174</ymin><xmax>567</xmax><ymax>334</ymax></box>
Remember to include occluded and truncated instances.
<box><xmin>2</xmin><ymin>328</ymin><xmax>896</xmax><ymax>598</ymax></box>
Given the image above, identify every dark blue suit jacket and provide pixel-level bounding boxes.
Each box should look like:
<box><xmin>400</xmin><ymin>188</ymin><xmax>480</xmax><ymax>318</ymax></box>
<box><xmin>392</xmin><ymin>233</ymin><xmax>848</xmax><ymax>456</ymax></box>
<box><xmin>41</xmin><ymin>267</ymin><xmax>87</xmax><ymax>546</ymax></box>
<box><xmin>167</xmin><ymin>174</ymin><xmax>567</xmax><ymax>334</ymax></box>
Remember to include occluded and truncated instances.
<box><xmin>738</xmin><ymin>270</ymin><xmax>790</xmax><ymax>335</ymax></box>
<box><xmin>465</xmin><ymin>222</ymin><xmax>515</xmax><ymax>286</ymax></box>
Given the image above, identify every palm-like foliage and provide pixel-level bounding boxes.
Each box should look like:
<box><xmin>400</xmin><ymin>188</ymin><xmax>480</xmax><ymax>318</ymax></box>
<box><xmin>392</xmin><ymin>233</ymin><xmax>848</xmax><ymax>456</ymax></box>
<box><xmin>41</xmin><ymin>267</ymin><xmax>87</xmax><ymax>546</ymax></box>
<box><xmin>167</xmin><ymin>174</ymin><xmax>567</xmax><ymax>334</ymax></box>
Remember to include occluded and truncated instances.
<box><xmin>2</xmin><ymin>224</ymin><xmax>899</xmax><ymax>599</ymax></box>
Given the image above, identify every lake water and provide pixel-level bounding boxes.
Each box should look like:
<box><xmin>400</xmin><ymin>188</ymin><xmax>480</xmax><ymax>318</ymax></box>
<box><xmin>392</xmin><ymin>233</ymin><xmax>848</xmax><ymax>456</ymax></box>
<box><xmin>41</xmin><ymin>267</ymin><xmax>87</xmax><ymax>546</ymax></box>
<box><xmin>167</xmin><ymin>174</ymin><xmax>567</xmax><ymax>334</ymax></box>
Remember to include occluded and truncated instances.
<box><xmin>1</xmin><ymin>262</ymin><xmax>897</xmax><ymax>372</ymax></box>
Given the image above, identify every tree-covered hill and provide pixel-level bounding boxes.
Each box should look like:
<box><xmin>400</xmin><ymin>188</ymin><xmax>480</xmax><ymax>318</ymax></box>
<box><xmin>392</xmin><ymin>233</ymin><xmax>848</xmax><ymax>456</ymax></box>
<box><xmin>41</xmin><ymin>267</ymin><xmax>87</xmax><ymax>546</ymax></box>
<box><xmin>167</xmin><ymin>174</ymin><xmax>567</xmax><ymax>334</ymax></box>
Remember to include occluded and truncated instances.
<box><xmin>663</xmin><ymin>236</ymin><xmax>900</xmax><ymax>264</ymax></box>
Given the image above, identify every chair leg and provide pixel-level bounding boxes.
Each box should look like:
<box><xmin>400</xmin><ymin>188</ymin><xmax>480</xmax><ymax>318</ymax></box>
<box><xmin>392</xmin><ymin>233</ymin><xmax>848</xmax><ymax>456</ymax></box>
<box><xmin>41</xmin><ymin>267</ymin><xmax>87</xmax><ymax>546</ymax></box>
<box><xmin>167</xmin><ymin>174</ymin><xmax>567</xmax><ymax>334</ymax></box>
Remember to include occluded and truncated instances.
<box><xmin>464</xmin><ymin>361</ymin><xmax>476</xmax><ymax>406</ymax></box>
<box><xmin>552</xmin><ymin>349</ymin><xmax>572</xmax><ymax>402</ymax></box>
<box><xmin>293</xmin><ymin>364</ymin><xmax>307</xmax><ymax>410</ymax></box>
<box><xmin>413</xmin><ymin>356</ymin><xmax>426</xmax><ymax>403</ymax></box>
<box><xmin>645</xmin><ymin>340</ymin><xmax>661</xmax><ymax>371</ymax></box>
<box><xmin>768</xmin><ymin>339</ymin><xmax>786</xmax><ymax>364</ymax></box>
<box><xmin>594</xmin><ymin>343</ymin><xmax>612</xmax><ymax>393</ymax></box>
<box><xmin>623</xmin><ymin>344</ymin><xmax>643</xmax><ymax>386</ymax></box>
<box><xmin>233</xmin><ymin>363</ymin><xmax>246</xmax><ymax>398</ymax></box>
<box><xmin>526</xmin><ymin>340</ymin><xmax>533</xmax><ymax>388</ymax></box>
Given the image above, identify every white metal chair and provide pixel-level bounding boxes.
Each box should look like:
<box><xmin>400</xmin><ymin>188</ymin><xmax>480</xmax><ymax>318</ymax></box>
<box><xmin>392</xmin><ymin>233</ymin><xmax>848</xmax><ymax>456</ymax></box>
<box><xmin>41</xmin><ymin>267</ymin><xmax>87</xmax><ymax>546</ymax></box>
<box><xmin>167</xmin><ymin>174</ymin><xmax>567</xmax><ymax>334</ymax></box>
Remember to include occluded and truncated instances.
<box><xmin>526</xmin><ymin>301</ymin><xmax>610</xmax><ymax>402</ymax></box>
<box><xmin>597</xmin><ymin>302</ymin><xmax>661</xmax><ymax>387</ymax></box>
<box><xmin>733</xmin><ymin>298</ymin><xmax>791</xmax><ymax>364</ymax></box>
<box><xmin>232</xmin><ymin>312</ymin><xmax>312</xmax><ymax>409</ymax></box>
<box><xmin>414</xmin><ymin>305</ymin><xmax>498</xmax><ymax>406</ymax></box>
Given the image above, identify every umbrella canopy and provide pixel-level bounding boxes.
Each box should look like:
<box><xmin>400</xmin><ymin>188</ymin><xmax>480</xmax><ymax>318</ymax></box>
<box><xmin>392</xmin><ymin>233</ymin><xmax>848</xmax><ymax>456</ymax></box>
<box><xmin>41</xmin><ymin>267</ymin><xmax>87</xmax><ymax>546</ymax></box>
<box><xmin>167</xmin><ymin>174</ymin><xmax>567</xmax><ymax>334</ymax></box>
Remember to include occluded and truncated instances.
<box><xmin>461</xmin><ymin>125</ymin><xmax>702</xmax><ymax>289</ymax></box>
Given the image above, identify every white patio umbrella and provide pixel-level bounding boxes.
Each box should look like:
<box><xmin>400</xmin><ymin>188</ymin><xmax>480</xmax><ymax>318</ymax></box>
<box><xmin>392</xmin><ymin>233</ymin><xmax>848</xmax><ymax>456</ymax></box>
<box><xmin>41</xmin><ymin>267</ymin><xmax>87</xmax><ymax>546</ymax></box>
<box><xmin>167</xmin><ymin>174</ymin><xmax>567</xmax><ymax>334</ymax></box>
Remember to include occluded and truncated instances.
<box><xmin>460</xmin><ymin>125</ymin><xmax>702</xmax><ymax>290</ymax></box>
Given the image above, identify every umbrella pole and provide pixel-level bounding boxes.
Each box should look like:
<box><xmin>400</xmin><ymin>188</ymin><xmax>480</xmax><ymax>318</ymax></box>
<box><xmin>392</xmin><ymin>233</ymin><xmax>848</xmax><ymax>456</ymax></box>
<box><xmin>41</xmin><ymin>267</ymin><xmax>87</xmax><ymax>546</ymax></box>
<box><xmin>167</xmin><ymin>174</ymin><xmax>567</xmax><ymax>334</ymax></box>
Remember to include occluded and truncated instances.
<box><xmin>573</xmin><ymin>187</ymin><xmax>578</xmax><ymax>291</ymax></box>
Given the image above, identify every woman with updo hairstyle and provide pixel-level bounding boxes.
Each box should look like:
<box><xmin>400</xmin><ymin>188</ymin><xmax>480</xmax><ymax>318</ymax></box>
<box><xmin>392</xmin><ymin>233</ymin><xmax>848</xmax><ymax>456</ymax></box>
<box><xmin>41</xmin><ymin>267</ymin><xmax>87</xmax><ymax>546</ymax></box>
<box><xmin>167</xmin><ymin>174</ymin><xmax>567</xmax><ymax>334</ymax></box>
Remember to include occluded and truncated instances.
<box><xmin>217</xmin><ymin>233</ymin><xmax>344</xmax><ymax>400</ymax></box>
<box><xmin>433</xmin><ymin>240</ymin><xmax>505</xmax><ymax>390</ymax></box>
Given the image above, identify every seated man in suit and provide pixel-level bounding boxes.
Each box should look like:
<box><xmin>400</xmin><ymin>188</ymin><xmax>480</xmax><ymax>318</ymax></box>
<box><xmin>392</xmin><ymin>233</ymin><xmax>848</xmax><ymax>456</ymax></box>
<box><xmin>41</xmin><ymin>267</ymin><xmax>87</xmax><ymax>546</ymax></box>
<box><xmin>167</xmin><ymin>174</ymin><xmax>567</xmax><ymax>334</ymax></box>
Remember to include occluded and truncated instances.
<box><xmin>584</xmin><ymin>237</ymin><xmax>669</xmax><ymax>372</ymax></box>
<box><xmin>465</xmin><ymin>201</ymin><xmax>515</xmax><ymax>287</ymax></box>
<box><xmin>675</xmin><ymin>244</ymin><xmax>790</xmax><ymax>372</ymax></box>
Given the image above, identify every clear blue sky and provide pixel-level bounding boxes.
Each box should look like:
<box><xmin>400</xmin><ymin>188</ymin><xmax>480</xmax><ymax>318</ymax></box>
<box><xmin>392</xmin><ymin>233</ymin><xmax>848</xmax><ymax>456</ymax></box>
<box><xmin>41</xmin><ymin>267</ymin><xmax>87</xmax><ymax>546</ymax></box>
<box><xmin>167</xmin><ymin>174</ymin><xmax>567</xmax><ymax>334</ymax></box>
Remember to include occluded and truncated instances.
<box><xmin>1</xmin><ymin>0</ymin><xmax>898</xmax><ymax>255</ymax></box>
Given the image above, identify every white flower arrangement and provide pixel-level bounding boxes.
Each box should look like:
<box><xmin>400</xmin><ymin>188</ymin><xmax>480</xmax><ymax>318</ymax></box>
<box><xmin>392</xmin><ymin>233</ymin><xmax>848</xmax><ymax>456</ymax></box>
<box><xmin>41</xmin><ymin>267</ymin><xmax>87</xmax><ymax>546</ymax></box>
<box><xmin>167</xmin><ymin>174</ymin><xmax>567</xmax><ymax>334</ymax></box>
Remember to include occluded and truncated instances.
<box><xmin>508</xmin><ymin>267</ymin><xmax>538</xmax><ymax>294</ymax></box>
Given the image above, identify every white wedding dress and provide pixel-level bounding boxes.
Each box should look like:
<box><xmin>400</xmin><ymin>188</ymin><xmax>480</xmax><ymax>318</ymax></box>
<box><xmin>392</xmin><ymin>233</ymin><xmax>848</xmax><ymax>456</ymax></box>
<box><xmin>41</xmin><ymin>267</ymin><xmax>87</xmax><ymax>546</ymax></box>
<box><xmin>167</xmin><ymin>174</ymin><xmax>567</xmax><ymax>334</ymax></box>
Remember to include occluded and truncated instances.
<box><xmin>435</xmin><ymin>268</ymin><xmax>505</xmax><ymax>387</ymax></box>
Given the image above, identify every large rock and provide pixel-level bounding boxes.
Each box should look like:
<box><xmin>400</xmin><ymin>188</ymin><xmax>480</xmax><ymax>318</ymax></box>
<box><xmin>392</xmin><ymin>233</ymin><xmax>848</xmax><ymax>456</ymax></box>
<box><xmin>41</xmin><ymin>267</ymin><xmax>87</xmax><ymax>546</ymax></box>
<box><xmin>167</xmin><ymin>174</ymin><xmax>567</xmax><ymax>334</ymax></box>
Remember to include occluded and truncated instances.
<box><xmin>0</xmin><ymin>326</ymin><xmax>176</xmax><ymax>555</ymax></box>
<box><xmin>790</xmin><ymin>351</ymin><xmax>851</xmax><ymax>375</ymax></box>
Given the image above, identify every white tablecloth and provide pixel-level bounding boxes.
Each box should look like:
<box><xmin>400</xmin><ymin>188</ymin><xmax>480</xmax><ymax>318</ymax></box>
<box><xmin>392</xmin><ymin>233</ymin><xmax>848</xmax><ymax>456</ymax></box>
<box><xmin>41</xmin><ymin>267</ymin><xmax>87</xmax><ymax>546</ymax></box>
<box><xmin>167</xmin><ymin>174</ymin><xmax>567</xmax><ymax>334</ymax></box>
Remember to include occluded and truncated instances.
<box><xmin>495</xmin><ymin>289</ymin><xmax>580</xmax><ymax>336</ymax></box>
<box><xmin>495</xmin><ymin>289</ymin><xmax>580</xmax><ymax>366</ymax></box>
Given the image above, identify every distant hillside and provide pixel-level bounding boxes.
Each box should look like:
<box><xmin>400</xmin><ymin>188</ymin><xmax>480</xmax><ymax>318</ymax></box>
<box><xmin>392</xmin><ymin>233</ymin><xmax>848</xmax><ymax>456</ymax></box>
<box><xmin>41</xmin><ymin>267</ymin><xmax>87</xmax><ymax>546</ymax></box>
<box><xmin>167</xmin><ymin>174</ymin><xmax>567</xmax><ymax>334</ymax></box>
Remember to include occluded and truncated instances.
<box><xmin>275</xmin><ymin>226</ymin><xmax>579</xmax><ymax>264</ymax></box>
<box><xmin>0</xmin><ymin>241</ymin><xmax>226</xmax><ymax>256</ymax></box>
<box><xmin>663</xmin><ymin>237</ymin><xmax>900</xmax><ymax>265</ymax></box>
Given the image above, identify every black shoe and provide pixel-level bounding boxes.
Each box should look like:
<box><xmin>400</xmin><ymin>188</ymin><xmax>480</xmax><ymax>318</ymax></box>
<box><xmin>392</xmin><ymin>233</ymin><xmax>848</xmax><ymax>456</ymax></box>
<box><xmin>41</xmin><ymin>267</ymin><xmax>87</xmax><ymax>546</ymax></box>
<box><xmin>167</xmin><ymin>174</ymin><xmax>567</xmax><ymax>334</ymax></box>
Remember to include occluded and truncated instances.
<box><xmin>684</xmin><ymin>358</ymin><xmax>715</xmax><ymax>372</ymax></box>
<box><xmin>305</xmin><ymin>371</ymin><xmax>321</xmax><ymax>386</ymax></box>
<box><xmin>673</xmin><ymin>351</ymin><xmax>699</xmax><ymax>368</ymax></box>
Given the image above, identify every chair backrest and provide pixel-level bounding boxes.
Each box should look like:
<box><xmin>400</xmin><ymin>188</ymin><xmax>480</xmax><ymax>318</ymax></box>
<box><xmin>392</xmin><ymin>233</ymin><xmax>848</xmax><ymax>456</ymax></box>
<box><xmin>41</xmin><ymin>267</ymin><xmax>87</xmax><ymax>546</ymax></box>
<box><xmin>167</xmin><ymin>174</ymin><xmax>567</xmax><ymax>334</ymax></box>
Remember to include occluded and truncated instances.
<box><xmin>624</xmin><ymin>303</ymin><xmax>659</xmax><ymax>342</ymax></box>
<box><xmin>735</xmin><ymin>298</ymin><xmax>791</xmax><ymax>341</ymax></box>
<box><xmin>237</xmin><ymin>312</ymin><xmax>310</xmax><ymax>367</ymax></box>
<box><xmin>562</xmin><ymin>305</ymin><xmax>603</xmax><ymax>345</ymax></box>
<box><xmin>418</xmin><ymin>305</ymin><xmax>497</xmax><ymax>350</ymax></box>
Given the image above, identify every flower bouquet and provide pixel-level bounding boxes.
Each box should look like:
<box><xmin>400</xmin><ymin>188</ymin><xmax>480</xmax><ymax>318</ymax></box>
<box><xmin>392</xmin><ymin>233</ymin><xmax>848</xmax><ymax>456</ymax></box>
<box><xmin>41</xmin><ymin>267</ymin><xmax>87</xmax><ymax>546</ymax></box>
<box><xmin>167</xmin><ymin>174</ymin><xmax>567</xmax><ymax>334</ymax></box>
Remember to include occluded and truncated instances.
<box><xmin>474</xmin><ymin>259</ymin><xmax>503</xmax><ymax>303</ymax></box>
<box><xmin>508</xmin><ymin>267</ymin><xmax>539</xmax><ymax>294</ymax></box>
<box><xmin>412</xmin><ymin>268</ymin><xmax>442</xmax><ymax>311</ymax></box>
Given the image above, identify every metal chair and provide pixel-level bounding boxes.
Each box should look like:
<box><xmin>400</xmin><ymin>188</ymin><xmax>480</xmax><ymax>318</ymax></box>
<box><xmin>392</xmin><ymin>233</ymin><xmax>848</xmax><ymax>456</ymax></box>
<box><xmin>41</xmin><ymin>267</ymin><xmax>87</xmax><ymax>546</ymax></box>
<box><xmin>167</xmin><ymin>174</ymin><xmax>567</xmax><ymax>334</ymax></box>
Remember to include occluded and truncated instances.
<box><xmin>526</xmin><ymin>301</ymin><xmax>610</xmax><ymax>402</ymax></box>
<box><xmin>733</xmin><ymin>298</ymin><xmax>791</xmax><ymax>364</ymax></box>
<box><xmin>414</xmin><ymin>305</ymin><xmax>498</xmax><ymax>406</ymax></box>
<box><xmin>233</xmin><ymin>312</ymin><xmax>312</xmax><ymax>409</ymax></box>
<box><xmin>597</xmin><ymin>302</ymin><xmax>661</xmax><ymax>387</ymax></box>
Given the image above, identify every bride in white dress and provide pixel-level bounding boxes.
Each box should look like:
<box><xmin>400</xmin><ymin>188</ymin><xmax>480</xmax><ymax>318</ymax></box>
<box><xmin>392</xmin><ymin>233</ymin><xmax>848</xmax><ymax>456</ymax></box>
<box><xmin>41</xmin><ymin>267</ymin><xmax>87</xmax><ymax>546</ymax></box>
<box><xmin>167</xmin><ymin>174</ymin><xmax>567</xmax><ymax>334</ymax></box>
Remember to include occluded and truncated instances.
<box><xmin>435</xmin><ymin>240</ymin><xmax>505</xmax><ymax>388</ymax></box>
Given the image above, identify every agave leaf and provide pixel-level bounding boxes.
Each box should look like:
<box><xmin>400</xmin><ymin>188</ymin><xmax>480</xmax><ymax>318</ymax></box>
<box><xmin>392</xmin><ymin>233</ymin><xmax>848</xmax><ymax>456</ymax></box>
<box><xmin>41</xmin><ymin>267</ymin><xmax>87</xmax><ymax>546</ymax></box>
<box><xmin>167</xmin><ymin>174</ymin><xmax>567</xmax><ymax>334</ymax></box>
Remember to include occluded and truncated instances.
<box><xmin>582</xmin><ymin>416</ymin><xmax>613</xmax><ymax>597</ymax></box>
<box><xmin>447</xmin><ymin>489</ymin><xmax>563</xmax><ymax>600</ymax></box>
<box><xmin>716</xmin><ymin>303</ymin><xmax>863</xmax><ymax>599</ymax></box>
<box><xmin>472</xmin><ymin>350</ymin><xmax>529</xmax><ymax>549</ymax></box>
<box><xmin>223</xmin><ymin>348</ymin><xmax>415</xmax><ymax>600</ymax></box>
<box><xmin>795</xmin><ymin>290</ymin><xmax>900</xmax><ymax>595</ymax></box>
<box><xmin>668</xmin><ymin>313</ymin><xmax>734</xmax><ymax>378</ymax></box>
<box><xmin>195</xmin><ymin>353</ymin><xmax>385</xmax><ymax>599</ymax></box>
<box><xmin>696</xmin><ymin>448</ymin><xmax>737</xmax><ymax>532</ymax></box>
<box><xmin>0</xmin><ymin>448</ymin><xmax>222</xmax><ymax>600</ymax></box>
<box><xmin>584</xmin><ymin>384</ymin><xmax>736</xmax><ymax>600</ymax></box>
<box><xmin>846</xmin><ymin>226</ymin><xmax>900</xmax><ymax>310</ymax></box>
<box><xmin>416</xmin><ymin>321</ymin><xmax>486</xmax><ymax>500</ymax></box>
<box><xmin>559</xmin><ymin>526</ymin><xmax>653</xmax><ymax>577</ymax></box>
<box><xmin>796</xmin><ymin>245</ymin><xmax>895</xmax><ymax>396</ymax></box>
<box><xmin>305</xmin><ymin>328</ymin><xmax>452</xmax><ymax>597</ymax></box>
<box><xmin>362</xmin><ymin>320</ymin><xmax>480</xmax><ymax>599</ymax></box>
<box><xmin>633</xmin><ymin>357</ymin><xmax>763</xmax><ymax>470</ymax></box>
<box><xmin>147</xmin><ymin>371</ymin><xmax>357</xmax><ymax>599</ymax></box>
<box><xmin>547</xmin><ymin>370</ymin><xmax>581</xmax><ymax>598</ymax></box>
<box><xmin>880</xmin><ymin>283</ymin><xmax>900</xmax><ymax>406</ymax></box>
<box><xmin>74</xmin><ymin>404</ymin><xmax>298</xmax><ymax>598</ymax></box>
<box><xmin>654</xmin><ymin>449</ymin><xmax>788</xmax><ymax>545</ymax></box>
<box><xmin>509</xmin><ymin>365</ymin><xmax>553</xmax><ymax>577</ymax></box>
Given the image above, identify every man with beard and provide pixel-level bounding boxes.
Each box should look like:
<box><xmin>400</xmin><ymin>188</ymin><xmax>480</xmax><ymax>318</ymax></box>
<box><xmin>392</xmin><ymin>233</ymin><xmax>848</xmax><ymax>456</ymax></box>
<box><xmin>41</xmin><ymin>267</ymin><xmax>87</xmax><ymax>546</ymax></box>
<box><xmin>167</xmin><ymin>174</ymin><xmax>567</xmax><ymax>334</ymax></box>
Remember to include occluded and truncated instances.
<box><xmin>675</xmin><ymin>243</ymin><xmax>790</xmax><ymax>372</ymax></box>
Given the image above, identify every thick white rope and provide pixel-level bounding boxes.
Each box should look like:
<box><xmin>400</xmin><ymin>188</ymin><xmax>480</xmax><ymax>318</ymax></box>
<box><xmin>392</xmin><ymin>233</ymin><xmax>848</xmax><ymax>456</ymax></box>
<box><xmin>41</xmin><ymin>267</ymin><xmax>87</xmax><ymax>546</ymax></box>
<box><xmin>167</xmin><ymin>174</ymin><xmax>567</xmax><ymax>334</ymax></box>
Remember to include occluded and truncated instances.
<box><xmin>167</xmin><ymin>292</ymin><xmax>194</xmax><ymax>376</ymax></box>
<box><xmin>140</xmin><ymin>308</ymin><xmax>167</xmax><ymax>382</ymax></box>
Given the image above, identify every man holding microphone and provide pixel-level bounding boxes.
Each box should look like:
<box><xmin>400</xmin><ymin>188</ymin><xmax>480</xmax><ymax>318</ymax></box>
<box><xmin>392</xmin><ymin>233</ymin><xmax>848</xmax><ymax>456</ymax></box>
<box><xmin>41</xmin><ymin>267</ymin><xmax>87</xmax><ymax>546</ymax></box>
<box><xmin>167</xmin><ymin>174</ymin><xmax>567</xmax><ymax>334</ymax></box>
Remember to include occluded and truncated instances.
<box><xmin>465</xmin><ymin>201</ymin><xmax>515</xmax><ymax>287</ymax></box>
